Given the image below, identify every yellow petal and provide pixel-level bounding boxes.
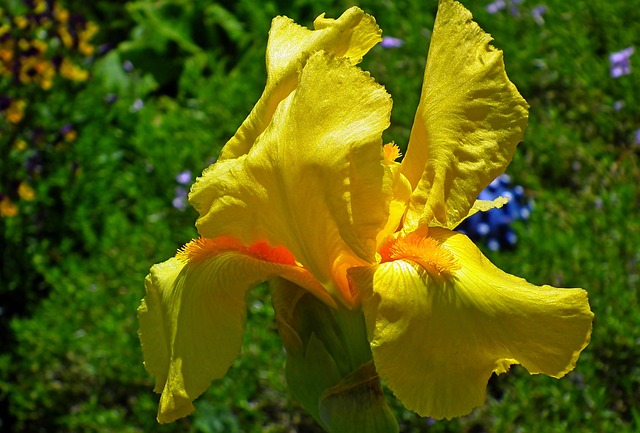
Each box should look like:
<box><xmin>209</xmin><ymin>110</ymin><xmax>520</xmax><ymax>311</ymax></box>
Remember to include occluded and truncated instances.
<box><xmin>219</xmin><ymin>7</ymin><xmax>381</xmax><ymax>160</ymax></box>
<box><xmin>401</xmin><ymin>0</ymin><xmax>529</xmax><ymax>232</ymax></box>
<box><xmin>457</xmin><ymin>196</ymin><xmax>509</xmax><ymax>224</ymax></box>
<box><xmin>376</xmin><ymin>146</ymin><xmax>413</xmax><ymax>251</ymax></box>
<box><xmin>138</xmin><ymin>237</ymin><xmax>331</xmax><ymax>423</ymax></box>
<box><xmin>351</xmin><ymin>227</ymin><xmax>593</xmax><ymax>420</ymax></box>
<box><xmin>190</xmin><ymin>52</ymin><xmax>392</xmax><ymax>306</ymax></box>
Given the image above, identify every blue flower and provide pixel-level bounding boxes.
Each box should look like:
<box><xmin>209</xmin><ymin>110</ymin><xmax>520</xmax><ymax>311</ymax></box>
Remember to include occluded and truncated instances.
<box><xmin>456</xmin><ymin>174</ymin><xmax>532</xmax><ymax>251</ymax></box>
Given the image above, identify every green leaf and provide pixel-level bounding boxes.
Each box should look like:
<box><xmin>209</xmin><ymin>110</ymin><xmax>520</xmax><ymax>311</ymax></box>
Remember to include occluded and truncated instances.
<box><xmin>319</xmin><ymin>362</ymin><xmax>399</xmax><ymax>433</ymax></box>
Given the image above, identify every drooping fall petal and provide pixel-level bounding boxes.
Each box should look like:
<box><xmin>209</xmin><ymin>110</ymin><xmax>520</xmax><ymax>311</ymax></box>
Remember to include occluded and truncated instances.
<box><xmin>137</xmin><ymin>238</ymin><xmax>330</xmax><ymax>423</ymax></box>
<box><xmin>190</xmin><ymin>52</ymin><xmax>393</xmax><ymax>305</ymax></box>
<box><xmin>350</xmin><ymin>227</ymin><xmax>593</xmax><ymax>420</ymax></box>
<box><xmin>401</xmin><ymin>0</ymin><xmax>529</xmax><ymax>232</ymax></box>
<box><xmin>219</xmin><ymin>7</ymin><xmax>381</xmax><ymax>160</ymax></box>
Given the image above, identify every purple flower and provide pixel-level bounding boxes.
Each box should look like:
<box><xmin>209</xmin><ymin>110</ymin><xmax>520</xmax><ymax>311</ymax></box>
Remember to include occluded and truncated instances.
<box><xmin>594</xmin><ymin>197</ymin><xmax>603</xmax><ymax>210</ymax></box>
<box><xmin>105</xmin><ymin>94</ymin><xmax>118</xmax><ymax>104</ymax></box>
<box><xmin>173</xmin><ymin>172</ymin><xmax>193</xmax><ymax>210</ymax></box>
<box><xmin>486</xmin><ymin>0</ymin><xmax>506</xmax><ymax>14</ymax></box>
<box><xmin>424</xmin><ymin>417</ymin><xmax>436</xmax><ymax>426</ymax></box>
<box><xmin>486</xmin><ymin>0</ymin><xmax>523</xmax><ymax>16</ymax></box>
<box><xmin>634</xmin><ymin>129</ymin><xmax>640</xmax><ymax>145</ymax></box>
<box><xmin>60</xmin><ymin>123</ymin><xmax>73</xmax><ymax>135</ymax></box>
<box><xmin>175</xmin><ymin>170</ymin><xmax>192</xmax><ymax>185</ymax></box>
<box><xmin>613</xmin><ymin>100</ymin><xmax>625</xmax><ymax>111</ymax></box>
<box><xmin>131</xmin><ymin>98</ymin><xmax>144</xmax><ymax>112</ymax></box>
<box><xmin>609</xmin><ymin>46</ymin><xmax>634</xmax><ymax>78</ymax></box>
<box><xmin>531</xmin><ymin>5</ymin><xmax>547</xmax><ymax>25</ymax></box>
<box><xmin>381</xmin><ymin>36</ymin><xmax>404</xmax><ymax>49</ymax></box>
<box><xmin>172</xmin><ymin>187</ymin><xmax>188</xmax><ymax>211</ymax></box>
<box><xmin>509</xmin><ymin>0</ymin><xmax>523</xmax><ymax>17</ymax></box>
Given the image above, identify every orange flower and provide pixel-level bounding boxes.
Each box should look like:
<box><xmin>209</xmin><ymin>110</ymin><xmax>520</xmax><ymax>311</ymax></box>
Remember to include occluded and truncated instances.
<box><xmin>0</xmin><ymin>196</ymin><xmax>18</xmax><ymax>217</ymax></box>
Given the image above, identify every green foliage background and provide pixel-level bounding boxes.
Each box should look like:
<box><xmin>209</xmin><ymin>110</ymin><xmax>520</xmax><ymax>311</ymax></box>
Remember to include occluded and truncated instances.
<box><xmin>1</xmin><ymin>0</ymin><xmax>638</xmax><ymax>432</ymax></box>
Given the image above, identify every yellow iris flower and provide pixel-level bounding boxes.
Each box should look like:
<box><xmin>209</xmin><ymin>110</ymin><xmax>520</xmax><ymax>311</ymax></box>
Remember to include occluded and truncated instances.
<box><xmin>138</xmin><ymin>0</ymin><xmax>593</xmax><ymax>427</ymax></box>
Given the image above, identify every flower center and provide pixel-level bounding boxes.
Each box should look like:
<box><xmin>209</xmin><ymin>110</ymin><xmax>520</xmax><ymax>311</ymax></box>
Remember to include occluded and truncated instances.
<box><xmin>382</xmin><ymin>143</ymin><xmax>402</xmax><ymax>164</ymax></box>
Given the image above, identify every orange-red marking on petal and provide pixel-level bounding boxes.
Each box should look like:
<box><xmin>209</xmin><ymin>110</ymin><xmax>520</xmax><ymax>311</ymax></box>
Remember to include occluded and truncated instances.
<box><xmin>176</xmin><ymin>236</ymin><xmax>337</xmax><ymax>308</ymax></box>
<box><xmin>177</xmin><ymin>237</ymin><xmax>298</xmax><ymax>266</ymax></box>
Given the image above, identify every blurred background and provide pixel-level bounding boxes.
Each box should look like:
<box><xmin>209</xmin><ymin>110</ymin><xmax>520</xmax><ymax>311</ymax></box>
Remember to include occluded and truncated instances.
<box><xmin>1</xmin><ymin>0</ymin><xmax>638</xmax><ymax>432</ymax></box>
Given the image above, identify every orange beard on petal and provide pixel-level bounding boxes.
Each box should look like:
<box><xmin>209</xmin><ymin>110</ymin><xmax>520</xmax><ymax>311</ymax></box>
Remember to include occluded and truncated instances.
<box><xmin>177</xmin><ymin>237</ymin><xmax>298</xmax><ymax>265</ymax></box>
<box><xmin>379</xmin><ymin>231</ymin><xmax>459</xmax><ymax>277</ymax></box>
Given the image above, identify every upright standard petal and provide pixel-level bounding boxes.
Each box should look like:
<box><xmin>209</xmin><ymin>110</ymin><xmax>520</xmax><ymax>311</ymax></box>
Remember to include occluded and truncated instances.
<box><xmin>138</xmin><ymin>237</ymin><xmax>330</xmax><ymax>423</ymax></box>
<box><xmin>350</xmin><ymin>227</ymin><xmax>593</xmax><ymax>420</ymax></box>
<box><xmin>190</xmin><ymin>52</ymin><xmax>392</xmax><ymax>306</ymax></box>
<box><xmin>401</xmin><ymin>0</ymin><xmax>529</xmax><ymax>232</ymax></box>
<box><xmin>219</xmin><ymin>7</ymin><xmax>381</xmax><ymax>160</ymax></box>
